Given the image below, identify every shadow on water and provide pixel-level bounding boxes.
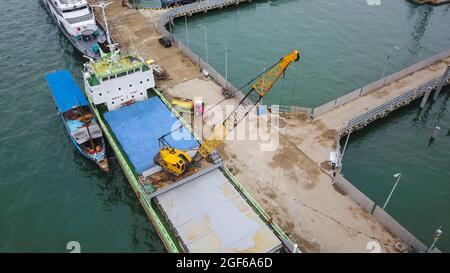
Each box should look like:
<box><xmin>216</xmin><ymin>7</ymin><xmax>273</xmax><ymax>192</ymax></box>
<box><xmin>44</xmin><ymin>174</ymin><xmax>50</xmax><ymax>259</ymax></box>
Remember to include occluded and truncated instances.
<box><xmin>341</xmin><ymin>86</ymin><xmax>450</xmax><ymax>251</ymax></box>
<box><xmin>343</xmin><ymin>86</ymin><xmax>450</xmax><ymax>148</ymax></box>
<box><xmin>0</xmin><ymin>0</ymin><xmax>165</xmax><ymax>253</ymax></box>
<box><xmin>406</xmin><ymin>3</ymin><xmax>434</xmax><ymax>56</ymax></box>
<box><xmin>412</xmin><ymin>87</ymin><xmax>450</xmax><ymax>134</ymax></box>
<box><xmin>72</xmin><ymin>149</ymin><xmax>164</xmax><ymax>252</ymax></box>
<box><xmin>71</xmin><ymin>147</ymin><xmax>144</xmax><ymax>219</ymax></box>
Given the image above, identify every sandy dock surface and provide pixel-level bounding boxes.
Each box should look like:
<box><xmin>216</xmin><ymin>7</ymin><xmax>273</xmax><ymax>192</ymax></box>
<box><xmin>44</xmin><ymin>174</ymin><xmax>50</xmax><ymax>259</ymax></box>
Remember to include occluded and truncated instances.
<box><xmin>86</xmin><ymin>0</ymin><xmax>450</xmax><ymax>252</ymax></box>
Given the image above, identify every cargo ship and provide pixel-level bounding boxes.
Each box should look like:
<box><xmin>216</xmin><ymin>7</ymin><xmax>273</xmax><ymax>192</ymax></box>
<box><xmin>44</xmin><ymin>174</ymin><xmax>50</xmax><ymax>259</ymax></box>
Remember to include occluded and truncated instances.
<box><xmin>80</xmin><ymin>49</ymin><xmax>298</xmax><ymax>252</ymax></box>
<box><xmin>42</xmin><ymin>0</ymin><xmax>110</xmax><ymax>59</ymax></box>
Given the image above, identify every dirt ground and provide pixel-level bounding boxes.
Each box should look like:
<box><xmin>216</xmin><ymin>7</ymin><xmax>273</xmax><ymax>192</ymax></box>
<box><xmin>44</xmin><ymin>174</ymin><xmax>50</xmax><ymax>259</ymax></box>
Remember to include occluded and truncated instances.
<box><xmin>86</xmin><ymin>0</ymin><xmax>450</xmax><ymax>252</ymax></box>
<box><xmin>163</xmin><ymin>77</ymin><xmax>400</xmax><ymax>252</ymax></box>
<box><xmin>91</xmin><ymin>1</ymin><xmax>201</xmax><ymax>90</ymax></box>
<box><xmin>287</xmin><ymin>56</ymin><xmax>450</xmax><ymax>167</ymax></box>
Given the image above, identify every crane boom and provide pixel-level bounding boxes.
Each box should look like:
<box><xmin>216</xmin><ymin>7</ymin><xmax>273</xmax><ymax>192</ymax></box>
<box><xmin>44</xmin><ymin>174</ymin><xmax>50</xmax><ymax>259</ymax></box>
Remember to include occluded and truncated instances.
<box><xmin>197</xmin><ymin>49</ymin><xmax>300</xmax><ymax>158</ymax></box>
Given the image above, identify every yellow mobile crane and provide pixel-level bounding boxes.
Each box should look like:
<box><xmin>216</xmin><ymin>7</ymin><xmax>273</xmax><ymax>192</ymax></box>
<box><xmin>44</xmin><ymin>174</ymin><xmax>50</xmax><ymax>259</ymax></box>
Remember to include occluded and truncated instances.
<box><xmin>154</xmin><ymin>49</ymin><xmax>300</xmax><ymax>177</ymax></box>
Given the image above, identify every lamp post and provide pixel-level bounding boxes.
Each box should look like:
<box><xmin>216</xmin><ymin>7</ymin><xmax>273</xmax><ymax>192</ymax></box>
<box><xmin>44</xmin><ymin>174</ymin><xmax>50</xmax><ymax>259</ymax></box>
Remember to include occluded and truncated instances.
<box><xmin>382</xmin><ymin>45</ymin><xmax>400</xmax><ymax>86</ymax></box>
<box><xmin>91</xmin><ymin>1</ymin><xmax>113</xmax><ymax>45</ymax></box>
<box><xmin>219</xmin><ymin>40</ymin><xmax>228</xmax><ymax>82</ymax></box>
<box><xmin>338</xmin><ymin>132</ymin><xmax>351</xmax><ymax>171</ymax></box>
<box><xmin>427</xmin><ymin>227</ymin><xmax>443</xmax><ymax>253</ymax></box>
<box><xmin>184</xmin><ymin>15</ymin><xmax>189</xmax><ymax>46</ymax></box>
<box><xmin>198</xmin><ymin>24</ymin><xmax>208</xmax><ymax>63</ymax></box>
<box><xmin>382</xmin><ymin>172</ymin><xmax>402</xmax><ymax>210</ymax></box>
<box><xmin>168</xmin><ymin>15</ymin><xmax>173</xmax><ymax>40</ymax></box>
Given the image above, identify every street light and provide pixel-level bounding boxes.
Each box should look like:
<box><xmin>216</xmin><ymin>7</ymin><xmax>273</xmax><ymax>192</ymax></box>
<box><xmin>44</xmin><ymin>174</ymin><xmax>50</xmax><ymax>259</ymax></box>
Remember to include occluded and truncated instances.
<box><xmin>184</xmin><ymin>15</ymin><xmax>189</xmax><ymax>46</ymax></box>
<box><xmin>91</xmin><ymin>1</ymin><xmax>113</xmax><ymax>45</ymax></box>
<box><xmin>382</xmin><ymin>172</ymin><xmax>402</xmax><ymax>210</ymax></box>
<box><xmin>168</xmin><ymin>15</ymin><xmax>173</xmax><ymax>40</ymax></box>
<box><xmin>198</xmin><ymin>24</ymin><xmax>208</xmax><ymax>63</ymax></box>
<box><xmin>219</xmin><ymin>40</ymin><xmax>228</xmax><ymax>82</ymax></box>
<box><xmin>427</xmin><ymin>227</ymin><xmax>443</xmax><ymax>253</ymax></box>
<box><xmin>382</xmin><ymin>45</ymin><xmax>400</xmax><ymax>86</ymax></box>
<box><xmin>337</xmin><ymin>132</ymin><xmax>351</xmax><ymax>171</ymax></box>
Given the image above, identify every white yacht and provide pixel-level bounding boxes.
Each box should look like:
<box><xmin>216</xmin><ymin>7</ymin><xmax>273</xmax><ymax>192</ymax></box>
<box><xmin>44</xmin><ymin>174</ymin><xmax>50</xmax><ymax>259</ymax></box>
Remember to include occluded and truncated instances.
<box><xmin>42</xmin><ymin>0</ymin><xmax>110</xmax><ymax>59</ymax></box>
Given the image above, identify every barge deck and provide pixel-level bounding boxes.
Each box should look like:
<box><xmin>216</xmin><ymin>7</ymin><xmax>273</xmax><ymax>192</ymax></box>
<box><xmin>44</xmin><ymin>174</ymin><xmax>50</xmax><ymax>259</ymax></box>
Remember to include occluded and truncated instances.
<box><xmin>88</xmin><ymin>87</ymin><xmax>287</xmax><ymax>252</ymax></box>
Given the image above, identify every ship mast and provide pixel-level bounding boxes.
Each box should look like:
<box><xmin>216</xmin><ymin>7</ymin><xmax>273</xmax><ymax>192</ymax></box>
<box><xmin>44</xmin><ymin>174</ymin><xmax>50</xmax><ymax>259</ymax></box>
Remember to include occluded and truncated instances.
<box><xmin>91</xmin><ymin>1</ymin><xmax>113</xmax><ymax>46</ymax></box>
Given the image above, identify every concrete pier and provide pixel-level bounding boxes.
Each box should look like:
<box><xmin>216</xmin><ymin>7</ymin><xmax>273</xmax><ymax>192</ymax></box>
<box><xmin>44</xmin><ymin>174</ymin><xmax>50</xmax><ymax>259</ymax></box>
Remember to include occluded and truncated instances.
<box><xmin>409</xmin><ymin>0</ymin><xmax>450</xmax><ymax>5</ymax></box>
<box><xmin>88</xmin><ymin>0</ymin><xmax>449</xmax><ymax>253</ymax></box>
<box><xmin>315</xmin><ymin>51</ymin><xmax>450</xmax><ymax>135</ymax></box>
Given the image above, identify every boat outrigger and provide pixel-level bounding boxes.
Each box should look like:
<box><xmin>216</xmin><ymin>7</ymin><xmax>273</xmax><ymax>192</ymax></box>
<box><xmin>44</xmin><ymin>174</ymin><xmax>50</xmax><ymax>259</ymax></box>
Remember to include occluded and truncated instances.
<box><xmin>46</xmin><ymin>70</ymin><xmax>109</xmax><ymax>172</ymax></box>
<box><xmin>41</xmin><ymin>0</ymin><xmax>111</xmax><ymax>59</ymax></box>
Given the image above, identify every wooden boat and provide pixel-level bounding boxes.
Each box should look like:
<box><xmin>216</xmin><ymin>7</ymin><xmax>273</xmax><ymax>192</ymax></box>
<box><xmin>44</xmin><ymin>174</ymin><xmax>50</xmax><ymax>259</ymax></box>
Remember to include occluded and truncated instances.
<box><xmin>46</xmin><ymin>70</ymin><xmax>109</xmax><ymax>172</ymax></box>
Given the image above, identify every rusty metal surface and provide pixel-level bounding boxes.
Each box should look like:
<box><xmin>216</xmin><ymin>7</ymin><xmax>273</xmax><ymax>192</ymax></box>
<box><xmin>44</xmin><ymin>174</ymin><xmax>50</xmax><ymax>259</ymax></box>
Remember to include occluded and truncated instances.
<box><xmin>156</xmin><ymin>169</ymin><xmax>282</xmax><ymax>253</ymax></box>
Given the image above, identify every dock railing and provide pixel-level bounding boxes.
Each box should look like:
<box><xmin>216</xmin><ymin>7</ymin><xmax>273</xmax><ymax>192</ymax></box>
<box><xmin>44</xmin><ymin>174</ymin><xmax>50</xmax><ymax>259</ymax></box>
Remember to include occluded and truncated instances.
<box><xmin>342</xmin><ymin>68</ymin><xmax>450</xmax><ymax>135</ymax></box>
<box><xmin>154</xmin><ymin>1</ymin><xmax>303</xmax><ymax>252</ymax></box>
<box><xmin>152</xmin><ymin>2</ymin><xmax>448</xmax><ymax>253</ymax></box>
<box><xmin>334</xmin><ymin>174</ymin><xmax>440</xmax><ymax>253</ymax></box>
<box><xmin>155</xmin><ymin>0</ymin><xmax>313</xmax><ymax>115</ymax></box>
<box><xmin>156</xmin><ymin>4</ymin><xmax>450</xmax><ymax>120</ymax></box>
<box><xmin>311</xmin><ymin>48</ymin><xmax>450</xmax><ymax>123</ymax></box>
<box><xmin>157</xmin><ymin>7</ymin><xmax>244</xmax><ymax>101</ymax></box>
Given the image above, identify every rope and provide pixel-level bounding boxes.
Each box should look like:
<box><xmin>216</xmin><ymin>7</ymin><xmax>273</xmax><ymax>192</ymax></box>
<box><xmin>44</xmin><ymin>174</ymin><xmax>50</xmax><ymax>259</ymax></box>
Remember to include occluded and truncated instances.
<box><xmin>275</xmin><ymin>61</ymin><xmax>301</xmax><ymax>189</ymax></box>
<box><xmin>271</xmin><ymin>68</ymin><xmax>287</xmax><ymax>192</ymax></box>
<box><xmin>203</xmin><ymin>61</ymin><xmax>280</xmax><ymax>114</ymax></box>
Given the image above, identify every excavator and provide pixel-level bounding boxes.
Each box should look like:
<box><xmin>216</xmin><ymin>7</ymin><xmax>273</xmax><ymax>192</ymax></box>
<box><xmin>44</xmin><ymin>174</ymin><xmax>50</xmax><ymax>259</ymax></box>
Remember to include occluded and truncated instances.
<box><xmin>154</xmin><ymin>49</ymin><xmax>300</xmax><ymax>177</ymax></box>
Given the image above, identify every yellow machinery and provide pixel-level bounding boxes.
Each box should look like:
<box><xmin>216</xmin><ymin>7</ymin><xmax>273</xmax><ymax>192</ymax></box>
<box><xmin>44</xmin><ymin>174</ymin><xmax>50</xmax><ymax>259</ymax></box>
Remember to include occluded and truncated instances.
<box><xmin>171</xmin><ymin>97</ymin><xmax>194</xmax><ymax>113</ymax></box>
<box><xmin>154</xmin><ymin>134</ymin><xmax>193</xmax><ymax>177</ymax></box>
<box><xmin>155</xmin><ymin>49</ymin><xmax>300</xmax><ymax>176</ymax></box>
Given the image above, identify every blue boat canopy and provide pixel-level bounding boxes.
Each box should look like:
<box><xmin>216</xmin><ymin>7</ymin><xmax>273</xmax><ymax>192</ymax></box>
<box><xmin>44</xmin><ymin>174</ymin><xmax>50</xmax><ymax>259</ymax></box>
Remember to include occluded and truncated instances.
<box><xmin>45</xmin><ymin>70</ymin><xmax>89</xmax><ymax>113</ymax></box>
<box><xmin>104</xmin><ymin>98</ymin><xmax>199</xmax><ymax>175</ymax></box>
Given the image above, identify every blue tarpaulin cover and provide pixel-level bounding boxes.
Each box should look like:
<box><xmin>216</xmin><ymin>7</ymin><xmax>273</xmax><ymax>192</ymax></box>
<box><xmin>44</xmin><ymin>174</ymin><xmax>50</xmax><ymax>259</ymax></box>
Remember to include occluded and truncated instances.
<box><xmin>45</xmin><ymin>70</ymin><xmax>89</xmax><ymax>113</ymax></box>
<box><xmin>104</xmin><ymin>97</ymin><xmax>199</xmax><ymax>175</ymax></box>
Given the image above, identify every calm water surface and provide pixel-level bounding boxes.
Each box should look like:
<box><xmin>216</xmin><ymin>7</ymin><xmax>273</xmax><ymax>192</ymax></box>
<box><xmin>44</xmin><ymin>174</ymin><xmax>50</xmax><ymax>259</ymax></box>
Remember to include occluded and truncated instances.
<box><xmin>168</xmin><ymin>0</ymin><xmax>450</xmax><ymax>251</ymax></box>
<box><xmin>1</xmin><ymin>0</ymin><xmax>449</xmax><ymax>252</ymax></box>
<box><xmin>0</xmin><ymin>0</ymin><xmax>164</xmax><ymax>252</ymax></box>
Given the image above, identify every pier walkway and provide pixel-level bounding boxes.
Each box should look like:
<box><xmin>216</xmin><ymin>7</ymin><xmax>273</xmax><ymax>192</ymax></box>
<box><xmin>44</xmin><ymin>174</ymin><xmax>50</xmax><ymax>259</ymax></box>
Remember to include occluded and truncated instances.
<box><xmin>316</xmin><ymin>52</ymin><xmax>450</xmax><ymax>136</ymax></box>
<box><xmin>89</xmin><ymin>0</ymin><xmax>449</xmax><ymax>253</ymax></box>
<box><xmin>282</xmin><ymin>50</ymin><xmax>450</xmax><ymax>165</ymax></box>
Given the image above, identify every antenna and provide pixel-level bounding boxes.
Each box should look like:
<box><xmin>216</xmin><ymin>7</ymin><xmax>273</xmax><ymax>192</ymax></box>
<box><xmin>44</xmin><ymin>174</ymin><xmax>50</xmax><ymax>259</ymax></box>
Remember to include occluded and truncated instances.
<box><xmin>106</xmin><ymin>43</ymin><xmax>119</xmax><ymax>52</ymax></box>
<box><xmin>83</xmin><ymin>55</ymin><xmax>94</xmax><ymax>63</ymax></box>
<box><xmin>91</xmin><ymin>1</ymin><xmax>113</xmax><ymax>45</ymax></box>
<box><xmin>128</xmin><ymin>31</ymin><xmax>137</xmax><ymax>56</ymax></box>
